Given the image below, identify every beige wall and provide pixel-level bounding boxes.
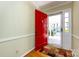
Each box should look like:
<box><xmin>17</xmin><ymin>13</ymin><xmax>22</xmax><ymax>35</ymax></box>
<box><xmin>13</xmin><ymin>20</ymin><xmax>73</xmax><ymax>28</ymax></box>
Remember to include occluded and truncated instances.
<box><xmin>72</xmin><ymin>2</ymin><xmax>79</xmax><ymax>49</ymax></box>
<box><xmin>0</xmin><ymin>2</ymin><xmax>35</xmax><ymax>56</ymax></box>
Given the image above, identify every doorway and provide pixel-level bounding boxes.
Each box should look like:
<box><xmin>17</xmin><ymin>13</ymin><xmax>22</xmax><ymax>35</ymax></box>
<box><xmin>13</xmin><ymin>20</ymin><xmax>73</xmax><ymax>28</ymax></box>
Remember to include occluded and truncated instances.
<box><xmin>48</xmin><ymin>13</ymin><xmax>62</xmax><ymax>47</ymax></box>
<box><xmin>48</xmin><ymin>9</ymin><xmax>72</xmax><ymax>49</ymax></box>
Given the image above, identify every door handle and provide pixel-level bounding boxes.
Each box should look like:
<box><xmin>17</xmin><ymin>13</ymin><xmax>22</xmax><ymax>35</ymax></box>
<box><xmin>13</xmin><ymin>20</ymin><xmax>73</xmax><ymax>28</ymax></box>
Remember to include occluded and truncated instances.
<box><xmin>61</xmin><ymin>28</ymin><xmax>63</xmax><ymax>32</ymax></box>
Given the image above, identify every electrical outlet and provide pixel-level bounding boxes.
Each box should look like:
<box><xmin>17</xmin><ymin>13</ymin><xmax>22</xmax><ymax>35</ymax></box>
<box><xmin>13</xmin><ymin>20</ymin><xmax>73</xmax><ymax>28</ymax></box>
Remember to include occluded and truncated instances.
<box><xmin>16</xmin><ymin>49</ymin><xmax>19</xmax><ymax>54</ymax></box>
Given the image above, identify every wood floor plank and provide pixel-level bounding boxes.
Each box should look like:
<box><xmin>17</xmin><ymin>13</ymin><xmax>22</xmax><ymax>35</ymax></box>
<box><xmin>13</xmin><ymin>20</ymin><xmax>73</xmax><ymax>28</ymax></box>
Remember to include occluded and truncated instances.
<box><xmin>25</xmin><ymin>50</ymin><xmax>49</xmax><ymax>57</ymax></box>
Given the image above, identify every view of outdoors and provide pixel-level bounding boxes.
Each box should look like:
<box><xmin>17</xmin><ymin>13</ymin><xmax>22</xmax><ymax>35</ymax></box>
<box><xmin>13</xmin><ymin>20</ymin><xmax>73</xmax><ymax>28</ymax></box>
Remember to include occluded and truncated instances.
<box><xmin>48</xmin><ymin>14</ymin><xmax>61</xmax><ymax>47</ymax></box>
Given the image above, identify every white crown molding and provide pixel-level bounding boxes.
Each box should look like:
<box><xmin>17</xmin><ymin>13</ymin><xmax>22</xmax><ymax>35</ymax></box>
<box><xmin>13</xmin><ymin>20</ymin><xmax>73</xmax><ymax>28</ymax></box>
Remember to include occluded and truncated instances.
<box><xmin>0</xmin><ymin>33</ymin><xmax>35</xmax><ymax>43</ymax></box>
<box><xmin>31</xmin><ymin>1</ymin><xmax>41</xmax><ymax>10</ymax></box>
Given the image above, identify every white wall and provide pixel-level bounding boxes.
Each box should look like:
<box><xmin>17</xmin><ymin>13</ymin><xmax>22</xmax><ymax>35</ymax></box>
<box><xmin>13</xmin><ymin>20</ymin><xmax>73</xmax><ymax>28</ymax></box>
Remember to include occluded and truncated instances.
<box><xmin>0</xmin><ymin>1</ymin><xmax>35</xmax><ymax>57</ymax></box>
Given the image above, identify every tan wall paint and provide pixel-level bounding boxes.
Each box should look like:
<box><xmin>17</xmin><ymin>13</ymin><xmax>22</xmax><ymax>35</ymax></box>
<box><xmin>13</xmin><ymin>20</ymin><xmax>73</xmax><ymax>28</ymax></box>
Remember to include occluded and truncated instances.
<box><xmin>0</xmin><ymin>1</ymin><xmax>35</xmax><ymax>56</ymax></box>
<box><xmin>72</xmin><ymin>2</ymin><xmax>79</xmax><ymax>49</ymax></box>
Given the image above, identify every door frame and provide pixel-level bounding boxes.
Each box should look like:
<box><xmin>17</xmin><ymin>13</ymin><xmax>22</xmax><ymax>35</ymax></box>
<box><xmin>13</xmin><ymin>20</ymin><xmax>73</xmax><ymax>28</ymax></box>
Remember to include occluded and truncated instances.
<box><xmin>47</xmin><ymin>8</ymin><xmax>72</xmax><ymax>49</ymax></box>
<box><xmin>62</xmin><ymin>8</ymin><xmax>72</xmax><ymax>49</ymax></box>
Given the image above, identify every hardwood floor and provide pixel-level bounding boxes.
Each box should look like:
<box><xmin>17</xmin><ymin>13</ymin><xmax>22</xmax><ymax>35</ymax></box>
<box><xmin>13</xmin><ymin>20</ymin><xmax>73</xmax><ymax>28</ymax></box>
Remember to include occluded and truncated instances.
<box><xmin>24</xmin><ymin>50</ymin><xmax>49</xmax><ymax>57</ymax></box>
<box><xmin>24</xmin><ymin>45</ymin><xmax>72</xmax><ymax>57</ymax></box>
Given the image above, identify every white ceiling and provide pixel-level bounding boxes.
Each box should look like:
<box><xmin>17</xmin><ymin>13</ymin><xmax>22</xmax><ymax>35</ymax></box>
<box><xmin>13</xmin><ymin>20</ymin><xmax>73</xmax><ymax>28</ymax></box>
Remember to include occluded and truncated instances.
<box><xmin>32</xmin><ymin>1</ymin><xmax>52</xmax><ymax>7</ymax></box>
<box><xmin>32</xmin><ymin>1</ymin><xmax>72</xmax><ymax>10</ymax></box>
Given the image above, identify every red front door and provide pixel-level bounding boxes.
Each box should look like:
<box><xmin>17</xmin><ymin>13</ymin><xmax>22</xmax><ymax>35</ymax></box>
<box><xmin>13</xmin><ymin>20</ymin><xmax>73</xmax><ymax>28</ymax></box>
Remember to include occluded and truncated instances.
<box><xmin>35</xmin><ymin>9</ymin><xmax>48</xmax><ymax>50</ymax></box>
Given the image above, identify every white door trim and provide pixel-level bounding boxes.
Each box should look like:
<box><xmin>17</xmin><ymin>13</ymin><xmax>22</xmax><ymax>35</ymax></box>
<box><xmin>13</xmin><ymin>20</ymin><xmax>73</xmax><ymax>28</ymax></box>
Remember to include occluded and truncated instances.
<box><xmin>62</xmin><ymin>8</ymin><xmax>72</xmax><ymax>49</ymax></box>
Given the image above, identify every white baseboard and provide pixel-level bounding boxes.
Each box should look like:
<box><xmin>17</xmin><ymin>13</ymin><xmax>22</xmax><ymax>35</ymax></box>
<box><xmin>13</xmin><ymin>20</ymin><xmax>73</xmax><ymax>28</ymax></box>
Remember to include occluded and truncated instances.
<box><xmin>21</xmin><ymin>47</ymin><xmax>34</xmax><ymax>57</ymax></box>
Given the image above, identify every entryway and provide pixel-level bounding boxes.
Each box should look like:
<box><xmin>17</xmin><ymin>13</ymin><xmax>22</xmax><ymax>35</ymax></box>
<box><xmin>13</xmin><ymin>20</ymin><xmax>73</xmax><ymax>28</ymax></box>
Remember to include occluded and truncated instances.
<box><xmin>35</xmin><ymin>9</ymin><xmax>72</xmax><ymax>51</ymax></box>
<box><xmin>48</xmin><ymin>9</ymin><xmax>72</xmax><ymax>49</ymax></box>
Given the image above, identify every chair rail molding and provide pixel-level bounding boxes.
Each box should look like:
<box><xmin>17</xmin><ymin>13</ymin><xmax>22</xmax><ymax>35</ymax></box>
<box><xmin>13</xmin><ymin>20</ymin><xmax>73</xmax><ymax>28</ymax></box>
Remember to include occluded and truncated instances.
<box><xmin>73</xmin><ymin>34</ymin><xmax>79</xmax><ymax>40</ymax></box>
<box><xmin>0</xmin><ymin>33</ymin><xmax>35</xmax><ymax>43</ymax></box>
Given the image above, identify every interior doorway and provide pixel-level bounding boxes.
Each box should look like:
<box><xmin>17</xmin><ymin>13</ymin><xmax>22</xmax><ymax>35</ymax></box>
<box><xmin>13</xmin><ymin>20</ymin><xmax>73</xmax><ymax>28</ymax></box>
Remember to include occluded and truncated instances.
<box><xmin>48</xmin><ymin>13</ymin><xmax>62</xmax><ymax>47</ymax></box>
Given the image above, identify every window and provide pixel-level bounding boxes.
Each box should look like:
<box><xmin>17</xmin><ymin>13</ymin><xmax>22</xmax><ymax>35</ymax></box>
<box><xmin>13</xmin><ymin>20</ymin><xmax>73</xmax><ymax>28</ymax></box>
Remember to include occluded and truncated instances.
<box><xmin>64</xmin><ymin>11</ymin><xmax>70</xmax><ymax>32</ymax></box>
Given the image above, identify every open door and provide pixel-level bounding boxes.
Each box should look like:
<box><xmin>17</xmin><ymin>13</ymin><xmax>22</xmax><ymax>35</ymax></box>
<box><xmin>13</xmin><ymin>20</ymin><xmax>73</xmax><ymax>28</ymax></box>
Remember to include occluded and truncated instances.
<box><xmin>35</xmin><ymin>9</ymin><xmax>48</xmax><ymax>50</ymax></box>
